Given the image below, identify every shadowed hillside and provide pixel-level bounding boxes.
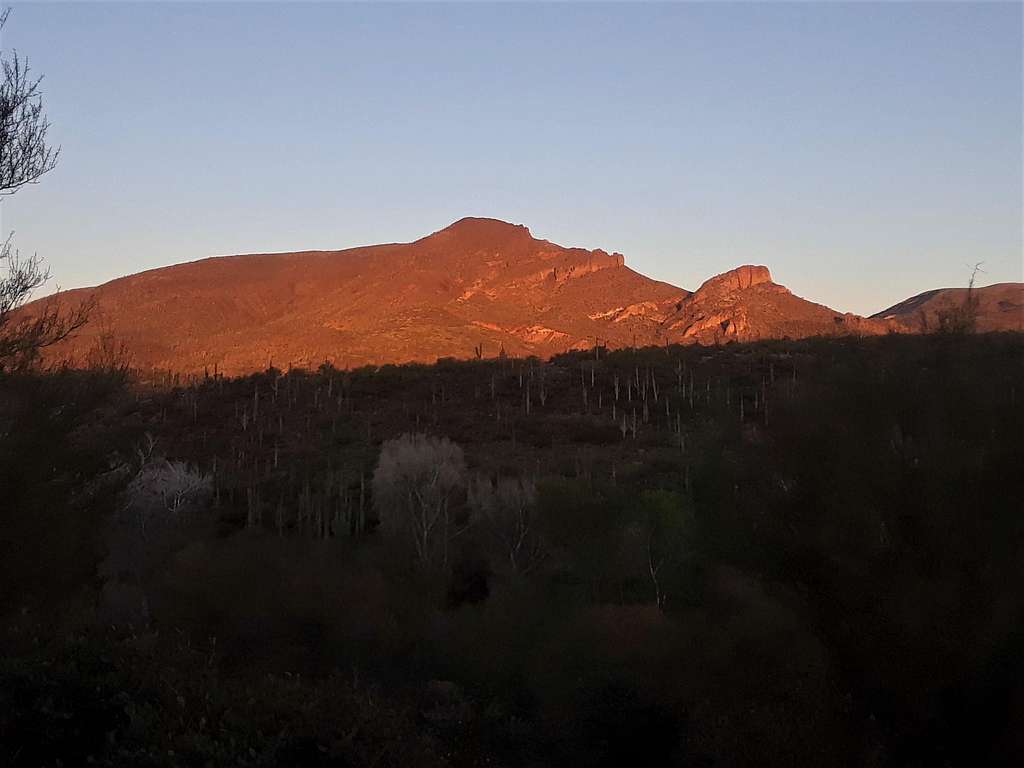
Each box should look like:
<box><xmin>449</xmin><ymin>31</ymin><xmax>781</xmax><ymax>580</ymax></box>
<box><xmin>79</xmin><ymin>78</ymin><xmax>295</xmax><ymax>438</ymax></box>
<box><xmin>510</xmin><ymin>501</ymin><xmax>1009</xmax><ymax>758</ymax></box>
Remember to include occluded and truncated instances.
<box><xmin>2</xmin><ymin>333</ymin><xmax>1022</xmax><ymax>766</ymax></box>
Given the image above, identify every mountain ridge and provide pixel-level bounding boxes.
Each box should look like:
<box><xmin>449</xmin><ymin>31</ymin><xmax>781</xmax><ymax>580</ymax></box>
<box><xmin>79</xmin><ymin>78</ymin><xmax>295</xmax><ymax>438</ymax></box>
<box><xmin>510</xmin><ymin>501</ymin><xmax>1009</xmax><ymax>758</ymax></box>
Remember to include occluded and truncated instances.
<box><xmin>18</xmin><ymin>218</ymin><xmax>1019</xmax><ymax>374</ymax></box>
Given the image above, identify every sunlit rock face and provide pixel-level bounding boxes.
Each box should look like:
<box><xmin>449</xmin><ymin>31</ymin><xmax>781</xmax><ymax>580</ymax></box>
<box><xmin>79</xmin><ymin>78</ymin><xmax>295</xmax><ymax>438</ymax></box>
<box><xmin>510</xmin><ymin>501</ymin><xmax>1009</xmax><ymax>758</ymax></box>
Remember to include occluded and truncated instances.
<box><xmin>695</xmin><ymin>265</ymin><xmax>773</xmax><ymax>295</ymax></box>
<box><xmin>21</xmin><ymin>217</ymin><xmax>685</xmax><ymax>374</ymax></box>
<box><xmin>662</xmin><ymin>265</ymin><xmax>891</xmax><ymax>345</ymax></box>
<box><xmin>21</xmin><ymin>220</ymin><xmax>918</xmax><ymax>374</ymax></box>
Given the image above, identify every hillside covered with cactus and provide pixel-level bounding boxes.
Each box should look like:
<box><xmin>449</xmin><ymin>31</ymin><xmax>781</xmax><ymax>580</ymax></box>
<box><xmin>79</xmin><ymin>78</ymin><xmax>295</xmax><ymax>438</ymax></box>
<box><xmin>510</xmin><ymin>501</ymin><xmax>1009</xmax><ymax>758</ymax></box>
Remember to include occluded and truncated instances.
<box><xmin>2</xmin><ymin>332</ymin><xmax>1022</xmax><ymax>766</ymax></box>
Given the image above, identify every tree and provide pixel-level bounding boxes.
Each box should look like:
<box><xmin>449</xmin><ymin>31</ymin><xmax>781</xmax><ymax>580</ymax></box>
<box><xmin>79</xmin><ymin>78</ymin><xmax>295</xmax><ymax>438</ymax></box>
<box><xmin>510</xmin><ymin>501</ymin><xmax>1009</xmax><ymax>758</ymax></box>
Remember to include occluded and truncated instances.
<box><xmin>628</xmin><ymin>490</ymin><xmax>690</xmax><ymax>611</ymax></box>
<box><xmin>468</xmin><ymin>473</ymin><xmax>546</xmax><ymax>576</ymax></box>
<box><xmin>84</xmin><ymin>323</ymin><xmax>132</xmax><ymax>380</ymax></box>
<box><xmin>935</xmin><ymin>262</ymin><xmax>984</xmax><ymax>335</ymax></box>
<box><xmin>0</xmin><ymin>9</ymin><xmax>58</xmax><ymax>196</ymax></box>
<box><xmin>123</xmin><ymin>459</ymin><xmax>213</xmax><ymax>538</ymax></box>
<box><xmin>373</xmin><ymin>433</ymin><xmax>467</xmax><ymax>566</ymax></box>
<box><xmin>0</xmin><ymin>9</ymin><xmax>91</xmax><ymax>371</ymax></box>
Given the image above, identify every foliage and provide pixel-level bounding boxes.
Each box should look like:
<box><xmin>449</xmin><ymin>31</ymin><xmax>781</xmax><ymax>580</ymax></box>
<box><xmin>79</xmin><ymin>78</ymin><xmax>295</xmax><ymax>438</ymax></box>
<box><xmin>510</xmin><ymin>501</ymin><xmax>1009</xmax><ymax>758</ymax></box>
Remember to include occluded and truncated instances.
<box><xmin>1</xmin><ymin>333</ymin><xmax>1022</xmax><ymax>765</ymax></box>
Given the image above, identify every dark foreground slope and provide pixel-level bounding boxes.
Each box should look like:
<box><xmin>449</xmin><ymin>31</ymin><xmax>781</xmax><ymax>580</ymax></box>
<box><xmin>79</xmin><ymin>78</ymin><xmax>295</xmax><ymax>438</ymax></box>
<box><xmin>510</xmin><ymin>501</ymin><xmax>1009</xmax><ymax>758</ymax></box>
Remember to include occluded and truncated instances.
<box><xmin>2</xmin><ymin>332</ymin><xmax>1022</xmax><ymax>766</ymax></box>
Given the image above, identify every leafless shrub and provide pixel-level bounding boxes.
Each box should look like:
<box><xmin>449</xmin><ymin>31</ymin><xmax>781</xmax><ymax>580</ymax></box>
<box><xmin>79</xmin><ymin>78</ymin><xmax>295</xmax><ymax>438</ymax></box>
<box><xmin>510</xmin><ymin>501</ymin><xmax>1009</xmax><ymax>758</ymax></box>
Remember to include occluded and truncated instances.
<box><xmin>84</xmin><ymin>325</ymin><xmax>132</xmax><ymax>379</ymax></box>
<box><xmin>101</xmin><ymin>456</ymin><xmax>212</xmax><ymax>622</ymax></box>
<box><xmin>935</xmin><ymin>262</ymin><xmax>984</xmax><ymax>335</ymax></box>
<box><xmin>0</xmin><ymin>238</ymin><xmax>93</xmax><ymax>371</ymax></box>
<box><xmin>123</xmin><ymin>459</ymin><xmax>213</xmax><ymax>536</ymax></box>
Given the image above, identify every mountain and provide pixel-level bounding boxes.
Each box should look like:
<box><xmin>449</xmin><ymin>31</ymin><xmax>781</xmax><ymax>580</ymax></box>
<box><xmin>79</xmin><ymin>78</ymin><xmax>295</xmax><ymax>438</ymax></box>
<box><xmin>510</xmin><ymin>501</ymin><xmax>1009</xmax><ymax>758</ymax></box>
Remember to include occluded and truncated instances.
<box><xmin>29</xmin><ymin>218</ymin><xmax>686</xmax><ymax>374</ymax></box>
<box><xmin>871</xmin><ymin>283</ymin><xmax>1023</xmax><ymax>333</ymax></box>
<box><xmin>29</xmin><ymin>217</ymin><xmax>998</xmax><ymax>375</ymax></box>
<box><xmin>661</xmin><ymin>265</ymin><xmax>889</xmax><ymax>344</ymax></box>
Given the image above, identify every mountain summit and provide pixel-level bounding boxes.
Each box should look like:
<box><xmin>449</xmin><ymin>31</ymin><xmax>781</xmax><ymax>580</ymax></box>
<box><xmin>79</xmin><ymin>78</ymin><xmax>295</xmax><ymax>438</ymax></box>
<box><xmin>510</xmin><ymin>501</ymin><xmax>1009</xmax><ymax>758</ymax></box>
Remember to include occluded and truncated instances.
<box><xmin>418</xmin><ymin>217</ymin><xmax>536</xmax><ymax>247</ymax></box>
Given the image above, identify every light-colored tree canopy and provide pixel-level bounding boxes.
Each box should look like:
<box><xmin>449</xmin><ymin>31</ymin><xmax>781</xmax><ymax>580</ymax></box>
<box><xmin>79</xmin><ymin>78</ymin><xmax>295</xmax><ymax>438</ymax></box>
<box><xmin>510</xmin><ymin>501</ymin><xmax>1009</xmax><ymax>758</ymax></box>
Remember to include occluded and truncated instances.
<box><xmin>373</xmin><ymin>433</ymin><xmax>467</xmax><ymax>566</ymax></box>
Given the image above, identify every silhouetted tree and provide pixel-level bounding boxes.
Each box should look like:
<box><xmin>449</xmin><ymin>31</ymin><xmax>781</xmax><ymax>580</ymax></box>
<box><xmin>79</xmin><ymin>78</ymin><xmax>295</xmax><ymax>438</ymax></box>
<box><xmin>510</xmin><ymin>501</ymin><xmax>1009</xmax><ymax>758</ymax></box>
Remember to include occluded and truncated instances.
<box><xmin>0</xmin><ymin>9</ymin><xmax>91</xmax><ymax>371</ymax></box>
<box><xmin>0</xmin><ymin>9</ymin><xmax>58</xmax><ymax>195</ymax></box>
<box><xmin>84</xmin><ymin>324</ymin><xmax>132</xmax><ymax>380</ymax></box>
<box><xmin>935</xmin><ymin>262</ymin><xmax>984</xmax><ymax>334</ymax></box>
<box><xmin>628</xmin><ymin>490</ymin><xmax>690</xmax><ymax>611</ymax></box>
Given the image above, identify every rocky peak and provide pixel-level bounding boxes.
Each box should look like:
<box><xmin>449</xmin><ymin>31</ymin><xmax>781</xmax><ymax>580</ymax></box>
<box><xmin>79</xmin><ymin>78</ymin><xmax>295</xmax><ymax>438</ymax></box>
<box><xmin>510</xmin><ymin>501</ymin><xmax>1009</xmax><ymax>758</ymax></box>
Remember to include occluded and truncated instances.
<box><xmin>693</xmin><ymin>265</ymin><xmax>773</xmax><ymax>297</ymax></box>
<box><xmin>421</xmin><ymin>217</ymin><xmax>534</xmax><ymax>247</ymax></box>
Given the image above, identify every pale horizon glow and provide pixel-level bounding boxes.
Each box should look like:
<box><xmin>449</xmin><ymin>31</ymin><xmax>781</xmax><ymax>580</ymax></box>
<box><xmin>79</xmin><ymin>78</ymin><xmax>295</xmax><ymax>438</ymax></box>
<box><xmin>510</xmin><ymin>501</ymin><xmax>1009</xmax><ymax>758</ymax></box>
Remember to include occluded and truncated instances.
<box><xmin>2</xmin><ymin>2</ymin><xmax>1021</xmax><ymax>315</ymax></box>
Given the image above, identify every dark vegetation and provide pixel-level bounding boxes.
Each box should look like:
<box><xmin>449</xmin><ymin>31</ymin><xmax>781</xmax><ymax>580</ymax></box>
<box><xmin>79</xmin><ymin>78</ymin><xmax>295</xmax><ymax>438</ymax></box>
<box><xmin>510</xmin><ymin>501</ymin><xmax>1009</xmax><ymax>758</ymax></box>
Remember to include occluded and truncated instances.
<box><xmin>2</xmin><ymin>332</ymin><xmax>1022</xmax><ymax>766</ymax></box>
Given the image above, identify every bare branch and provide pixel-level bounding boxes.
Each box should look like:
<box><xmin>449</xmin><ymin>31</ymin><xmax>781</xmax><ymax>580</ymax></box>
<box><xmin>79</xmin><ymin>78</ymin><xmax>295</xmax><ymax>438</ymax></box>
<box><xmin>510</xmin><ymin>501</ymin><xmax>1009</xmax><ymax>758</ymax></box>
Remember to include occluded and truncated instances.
<box><xmin>0</xmin><ymin>9</ymin><xmax>86</xmax><ymax>370</ymax></box>
<box><xmin>0</xmin><ymin>50</ymin><xmax>60</xmax><ymax>195</ymax></box>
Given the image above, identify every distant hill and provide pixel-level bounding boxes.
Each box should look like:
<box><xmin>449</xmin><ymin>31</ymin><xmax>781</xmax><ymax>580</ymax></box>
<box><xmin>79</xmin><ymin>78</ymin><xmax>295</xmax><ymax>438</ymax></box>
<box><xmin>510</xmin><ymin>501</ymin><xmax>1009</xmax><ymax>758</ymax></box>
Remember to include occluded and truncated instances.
<box><xmin>871</xmin><ymin>283</ymin><xmax>1023</xmax><ymax>333</ymax></box>
<box><xmin>22</xmin><ymin>217</ymin><xmax>994</xmax><ymax>375</ymax></box>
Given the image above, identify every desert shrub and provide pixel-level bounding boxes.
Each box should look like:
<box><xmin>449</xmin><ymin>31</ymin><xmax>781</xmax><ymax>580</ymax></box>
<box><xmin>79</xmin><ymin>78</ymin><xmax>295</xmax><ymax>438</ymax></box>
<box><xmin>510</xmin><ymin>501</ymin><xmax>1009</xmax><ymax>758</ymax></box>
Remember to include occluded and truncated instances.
<box><xmin>0</xmin><ymin>369</ymin><xmax>136</xmax><ymax>615</ymax></box>
<box><xmin>149</xmin><ymin>533</ymin><xmax>425</xmax><ymax>675</ymax></box>
<box><xmin>621</xmin><ymin>489</ymin><xmax>692</xmax><ymax>611</ymax></box>
<box><xmin>4</xmin><ymin>334</ymin><xmax>1022</xmax><ymax>766</ymax></box>
<box><xmin>935</xmin><ymin>299</ymin><xmax>978</xmax><ymax>334</ymax></box>
<box><xmin>0</xmin><ymin>630</ymin><xmax>445</xmax><ymax>768</ymax></box>
<box><xmin>83</xmin><ymin>328</ymin><xmax>132</xmax><ymax>382</ymax></box>
<box><xmin>557</xmin><ymin>415</ymin><xmax>622</xmax><ymax>445</ymax></box>
<box><xmin>100</xmin><ymin>459</ymin><xmax>213</xmax><ymax>623</ymax></box>
<box><xmin>122</xmin><ymin>459</ymin><xmax>212</xmax><ymax>534</ymax></box>
<box><xmin>573</xmin><ymin>679</ymin><xmax>683</xmax><ymax>767</ymax></box>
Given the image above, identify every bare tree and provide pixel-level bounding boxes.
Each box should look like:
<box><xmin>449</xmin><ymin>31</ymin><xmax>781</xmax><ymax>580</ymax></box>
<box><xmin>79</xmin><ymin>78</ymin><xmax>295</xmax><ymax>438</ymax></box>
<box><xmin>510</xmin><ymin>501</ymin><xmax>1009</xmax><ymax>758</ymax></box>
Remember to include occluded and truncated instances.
<box><xmin>468</xmin><ymin>474</ymin><xmax>546</xmax><ymax>576</ymax></box>
<box><xmin>373</xmin><ymin>433</ymin><xmax>468</xmax><ymax>566</ymax></box>
<box><xmin>123</xmin><ymin>459</ymin><xmax>213</xmax><ymax>538</ymax></box>
<box><xmin>935</xmin><ymin>262</ymin><xmax>985</xmax><ymax>335</ymax></box>
<box><xmin>0</xmin><ymin>9</ymin><xmax>59</xmax><ymax>195</ymax></box>
<box><xmin>0</xmin><ymin>9</ymin><xmax>91</xmax><ymax>371</ymax></box>
<box><xmin>626</xmin><ymin>490</ymin><xmax>690</xmax><ymax>612</ymax></box>
<box><xmin>0</xmin><ymin>236</ymin><xmax>92</xmax><ymax>370</ymax></box>
<box><xmin>84</xmin><ymin>321</ymin><xmax>132</xmax><ymax>379</ymax></box>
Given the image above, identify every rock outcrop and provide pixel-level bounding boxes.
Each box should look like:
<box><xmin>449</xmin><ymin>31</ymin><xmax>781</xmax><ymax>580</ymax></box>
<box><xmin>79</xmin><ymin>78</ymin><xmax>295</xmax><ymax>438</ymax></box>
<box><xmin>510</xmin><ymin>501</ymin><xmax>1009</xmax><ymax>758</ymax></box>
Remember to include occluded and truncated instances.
<box><xmin>663</xmin><ymin>265</ymin><xmax>890</xmax><ymax>344</ymax></box>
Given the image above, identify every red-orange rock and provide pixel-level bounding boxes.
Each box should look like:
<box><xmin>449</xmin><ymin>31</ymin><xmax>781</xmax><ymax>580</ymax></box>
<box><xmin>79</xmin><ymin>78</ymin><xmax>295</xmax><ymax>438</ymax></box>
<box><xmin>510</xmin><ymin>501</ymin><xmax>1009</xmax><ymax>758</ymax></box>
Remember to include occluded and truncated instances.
<box><xmin>20</xmin><ymin>219</ymin><xmax>1013</xmax><ymax>375</ymax></box>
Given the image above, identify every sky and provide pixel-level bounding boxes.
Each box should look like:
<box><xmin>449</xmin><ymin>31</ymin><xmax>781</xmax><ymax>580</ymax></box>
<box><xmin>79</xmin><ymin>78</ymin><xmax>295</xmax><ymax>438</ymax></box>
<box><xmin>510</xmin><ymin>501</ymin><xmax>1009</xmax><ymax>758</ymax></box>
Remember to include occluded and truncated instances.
<box><xmin>2</xmin><ymin>1</ymin><xmax>1021</xmax><ymax>315</ymax></box>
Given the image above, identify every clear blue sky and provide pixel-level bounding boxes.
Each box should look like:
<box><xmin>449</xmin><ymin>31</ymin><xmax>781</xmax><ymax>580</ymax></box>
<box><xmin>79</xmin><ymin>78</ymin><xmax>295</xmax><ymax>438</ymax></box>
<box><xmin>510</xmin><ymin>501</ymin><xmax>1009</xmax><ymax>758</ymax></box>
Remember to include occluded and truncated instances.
<box><xmin>3</xmin><ymin>1</ymin><xmax>1021</xmax><ymax>314</ymax></box>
